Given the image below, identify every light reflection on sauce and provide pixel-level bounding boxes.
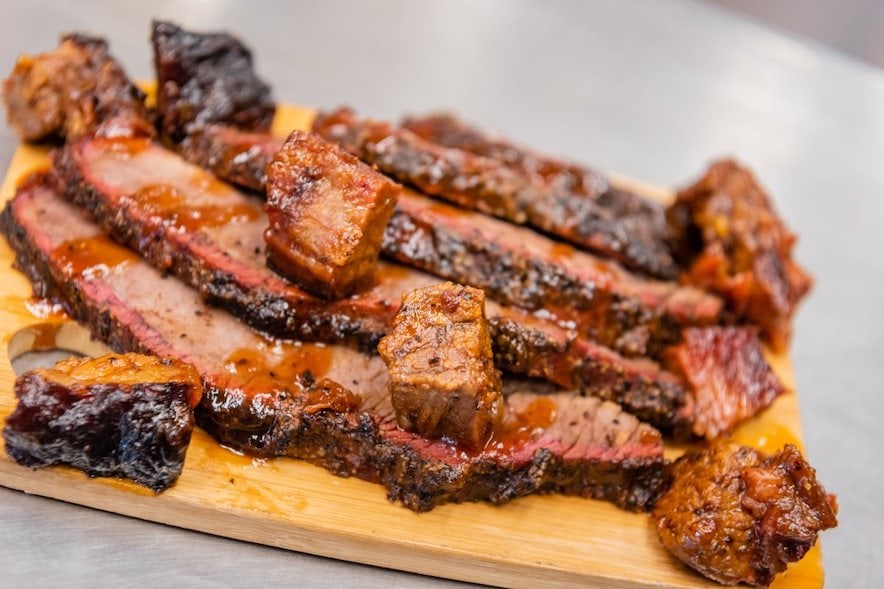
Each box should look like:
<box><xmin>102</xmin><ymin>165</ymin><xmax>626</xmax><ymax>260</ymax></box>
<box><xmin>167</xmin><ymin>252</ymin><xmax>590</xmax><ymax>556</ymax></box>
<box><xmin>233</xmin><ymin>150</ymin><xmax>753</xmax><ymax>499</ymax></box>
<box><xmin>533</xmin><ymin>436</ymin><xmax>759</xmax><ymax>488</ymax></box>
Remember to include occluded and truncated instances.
<box><xmin>51</xmin><ymin>236</ymin><xmax>139</xmax><ymax>278</ymax></box>
<box><xmin>26</xmin><ymin>297</ymin><xmax>69</xmax><ymax>321</ymax></box>
<box><xmin>132</xmin><ymin>184</ymin><xmax>261</xmax><ymax>232</ymax></box>
<box><xmin>223</xmin><ymin>340</ymin><xmax>333</xmax><ymax>393</ymax></box>
<box><xmin>480</xmin><ymin>396</ymin><xmax>558</xmax><ymax>456</ymax></box>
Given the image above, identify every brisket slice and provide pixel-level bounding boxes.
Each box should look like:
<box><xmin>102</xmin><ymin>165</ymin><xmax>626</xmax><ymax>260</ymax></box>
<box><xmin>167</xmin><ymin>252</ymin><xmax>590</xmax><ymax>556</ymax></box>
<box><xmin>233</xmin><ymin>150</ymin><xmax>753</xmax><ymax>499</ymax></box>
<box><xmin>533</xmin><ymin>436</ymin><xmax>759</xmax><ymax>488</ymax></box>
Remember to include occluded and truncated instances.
<box><xmin>313</xmin><ymin>107</ymin><xmax>677</xmax><ymax>279</ymax></box>
<box><xmin>152</xmin><ymin>20</ymin><xmax>275</xmax><ymax>141</ymax></box>
<box><xmin>52</xmin><ymin>136</ymin><xmax>696</xmax><ymax>431</ymax></box>
<box><xmin>172</xmin><ymin>125</ymin><xmax>724</xmax><ymax>358</ymax></box>
<box><xmin>1</xmin><ymin>180</ymin><xmax>670</xmax><ymax>511</ymax></box>
<box><xmin>2</xmin><ymin>34</ymin><xmax>154</xmax><ymax>142</ymax></box>
<box><xmin>402</xmin><ymin>113</ymin><xmax>676</xmax><ymax>274</ymax></box>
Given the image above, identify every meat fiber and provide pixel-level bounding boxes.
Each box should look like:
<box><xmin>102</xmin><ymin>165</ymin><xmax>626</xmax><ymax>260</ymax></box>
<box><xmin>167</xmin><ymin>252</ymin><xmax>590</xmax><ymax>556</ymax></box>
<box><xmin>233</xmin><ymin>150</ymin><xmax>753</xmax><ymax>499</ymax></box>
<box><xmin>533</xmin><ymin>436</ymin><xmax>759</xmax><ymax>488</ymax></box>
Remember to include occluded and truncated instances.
<box><xmin>4</xmin><ymin>353</ymin><xmax>201</xmax><ymax>491</ymax></box>
<box><xmin>665</xmin><ymin>327</ymin><xmax>785</xmax><ymax>439</ymax></box>
<box><xmin>1</xmin><ymin>179</ymin><xmax>671</xmax><ymax>511</ymax></box>
<box><xmin>152</xmin><ymin>20</ymin><xmax>275</xmax><ymax>141</ymax></box>
<box><xmin>379</xmin><ymin>283</ymin><xmax>503</xmax><ymax>448</ymax></box>
<box><xmin>265</xmin><ymin>130</ymin><xmax>400</xmax><ymax>298</ymax></box>
<box><xmin>668</xmin><ymin>160</ymin><xmax>812</xmax><ymax>351</ymax></box>
<box><xmin>652</xmin><ymin>443</ymin><xmax>837</xmax><ymax>586</ymax></box>
<box><xmin>2</xmin><ymin>34</ymin><xmax>154</xmax><ymax>142</ymax></box>
<box><xmin>313</xmin><ymin>107</ymin><xmax>677</xmax><ymax>279</ymax></box>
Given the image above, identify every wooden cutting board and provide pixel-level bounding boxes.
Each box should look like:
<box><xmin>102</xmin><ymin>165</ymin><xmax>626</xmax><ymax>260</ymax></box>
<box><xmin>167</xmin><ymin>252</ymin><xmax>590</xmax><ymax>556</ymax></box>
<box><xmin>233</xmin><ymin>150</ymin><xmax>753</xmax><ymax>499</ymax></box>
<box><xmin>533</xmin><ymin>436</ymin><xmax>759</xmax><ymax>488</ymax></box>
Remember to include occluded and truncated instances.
<box><xmin>0</xmin><ymin>105</ymin><xmax>824</xmax><ymax>588</ymax></box>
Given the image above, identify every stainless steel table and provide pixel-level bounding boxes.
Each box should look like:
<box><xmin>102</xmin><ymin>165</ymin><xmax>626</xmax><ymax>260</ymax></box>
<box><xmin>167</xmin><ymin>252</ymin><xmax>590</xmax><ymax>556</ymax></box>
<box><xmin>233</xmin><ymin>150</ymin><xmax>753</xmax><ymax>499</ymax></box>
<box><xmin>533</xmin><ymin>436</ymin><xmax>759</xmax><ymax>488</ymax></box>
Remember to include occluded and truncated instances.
<box><xmin>1</xmin><ymin>1</ymin><xmax>880</xmax><ymax>586</ymax></box>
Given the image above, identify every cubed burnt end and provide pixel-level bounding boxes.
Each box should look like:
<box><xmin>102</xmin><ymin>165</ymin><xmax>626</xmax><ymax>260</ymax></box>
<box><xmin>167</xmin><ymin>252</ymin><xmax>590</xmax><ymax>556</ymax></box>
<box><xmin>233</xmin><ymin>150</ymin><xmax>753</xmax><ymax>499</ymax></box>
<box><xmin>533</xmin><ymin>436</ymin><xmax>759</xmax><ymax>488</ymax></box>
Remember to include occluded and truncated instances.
<box><xmin>264</xmin><ymin>130</ymin><xmax>401</xmax><ymax>299</ymax></box>
<box><xmin>4</xmin><ymin>354</ymin><xmax>202</xmax><ymax>491</ymax></box>
<box><xmin>378</xmin><ymin>282</ymin><xmax>503</xmax><ymax>449</ymax></box>
<box><xmin>2</xmin><ymin>34</ymin><xmax>153</xmax><ymax>142</ymax></box>
<box><xmin>652</xmin><ymin>443</ymin><xmax>837</xmax><ymax>586</ymax></box>
<box><xmin>667</xmin><ymin>160</ymin><xmax>813</xmax><ymax>351</ymax></box>
<box><xmin>151</xmin><ymin>20</ymin><xmax>275</xmax><ymax>141</ymax></box>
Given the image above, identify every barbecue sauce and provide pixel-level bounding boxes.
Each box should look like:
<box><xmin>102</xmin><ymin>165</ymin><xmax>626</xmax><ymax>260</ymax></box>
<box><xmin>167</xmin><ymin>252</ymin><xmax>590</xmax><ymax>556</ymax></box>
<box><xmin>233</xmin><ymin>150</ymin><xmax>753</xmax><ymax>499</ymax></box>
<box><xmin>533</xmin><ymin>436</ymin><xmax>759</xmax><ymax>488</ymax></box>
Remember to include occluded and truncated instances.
<box><xmin>483</xmin><ymin>396</ymin><xmax>558</xmax><ymax>454</ymax></box>
<box><xmin>52</xmin><ymin>235</ymin><xmax>138</xmax><ymax>278</ymax></box>
<box><xmin>133</xmin><ymin>183</ymin><xmax>260</xmax><ymax>232</ymax></box>
<box><xmin>224</xmin><ymin>342</ymin><xmax>333</xmax><ymax>393</ymax></box>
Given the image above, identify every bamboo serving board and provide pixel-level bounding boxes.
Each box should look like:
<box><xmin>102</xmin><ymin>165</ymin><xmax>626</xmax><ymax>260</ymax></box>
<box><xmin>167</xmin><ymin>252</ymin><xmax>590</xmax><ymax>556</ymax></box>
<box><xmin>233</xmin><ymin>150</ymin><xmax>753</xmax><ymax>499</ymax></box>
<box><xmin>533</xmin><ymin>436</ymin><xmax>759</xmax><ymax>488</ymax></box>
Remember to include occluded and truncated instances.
<box><xmin>0</xmin><ymin>105</ymin><xmax>824</xmax><ymax>588</ymax></box>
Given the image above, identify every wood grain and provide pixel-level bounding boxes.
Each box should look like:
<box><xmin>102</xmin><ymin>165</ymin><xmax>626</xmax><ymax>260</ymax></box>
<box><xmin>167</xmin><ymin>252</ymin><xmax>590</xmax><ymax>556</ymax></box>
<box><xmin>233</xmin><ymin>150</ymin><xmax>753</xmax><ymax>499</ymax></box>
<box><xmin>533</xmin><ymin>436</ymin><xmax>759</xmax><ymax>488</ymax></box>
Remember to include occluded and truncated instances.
<box><xmin>0</xmin><ymin>105</ymin><xmax>824</xmax><ymax>588</ymax></box>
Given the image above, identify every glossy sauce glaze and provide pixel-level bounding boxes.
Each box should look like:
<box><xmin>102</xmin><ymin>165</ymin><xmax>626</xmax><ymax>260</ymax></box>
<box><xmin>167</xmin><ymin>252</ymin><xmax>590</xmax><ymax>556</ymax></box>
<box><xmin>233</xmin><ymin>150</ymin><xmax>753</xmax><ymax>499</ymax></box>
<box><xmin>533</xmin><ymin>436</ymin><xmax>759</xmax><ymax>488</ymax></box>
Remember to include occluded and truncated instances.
<box><xmin>133</xmin><ymin>183</ymin><xmax>260</xmax><ymax>232</ymax></box>
<box><xmin>51</xmin><ymin>235</ymin><xmax>139</xmax><ymax>278</ymax></box>
<box><xmin>223</xmin><ymin>340</ymin><xmax>335</xmax><ymax>394</ymax></box>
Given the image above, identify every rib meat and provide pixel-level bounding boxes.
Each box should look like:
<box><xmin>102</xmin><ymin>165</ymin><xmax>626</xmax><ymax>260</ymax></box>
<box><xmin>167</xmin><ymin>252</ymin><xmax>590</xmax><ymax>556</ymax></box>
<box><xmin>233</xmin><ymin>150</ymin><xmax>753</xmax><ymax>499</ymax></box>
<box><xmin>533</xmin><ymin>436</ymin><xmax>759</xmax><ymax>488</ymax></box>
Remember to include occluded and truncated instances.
<box><xmin>4</xmin><ymin>353</ymin><xmax>200</xmax><ymax>491</ymax></box>
<box><xmin>52</xmin><ymin>136</ymin><xmax>699</xmax><ymax>432</ymax></box>
<box><xmin>152</xmin><ymin>20</ymin><xmax>275</xmax><ymax>141</ymax></box>
<box><xmin>2</xmin><ymin>34</ymin><xmax>154</xmax><ymax>142</ymax></box>
<box><xmin>313</xmin><ymin>107</ymin><xmax>677</xmax><ymax>279</ymax></box>
<box><xmin>1</xmin><ymin>179</ymin><xmax>671</xmax><ymax>511</ymax></box>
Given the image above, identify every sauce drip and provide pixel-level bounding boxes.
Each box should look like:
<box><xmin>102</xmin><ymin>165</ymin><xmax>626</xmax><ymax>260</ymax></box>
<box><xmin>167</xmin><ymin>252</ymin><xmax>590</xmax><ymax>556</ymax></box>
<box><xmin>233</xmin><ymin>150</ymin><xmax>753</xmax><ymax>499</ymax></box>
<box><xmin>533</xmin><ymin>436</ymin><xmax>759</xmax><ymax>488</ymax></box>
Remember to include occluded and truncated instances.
<box><xmin>29</xmin><ymin>323</ymin><xmax>62</xmax><ymax>350</ymax></box>
<box><xmin>51</xmin><ymin>236</ymin><xmax>139</xmax><ymax>279</ymax></box>
<box><xmin>132</xmin><ymin>184</ymin><xmax>261</xmax><ymax>232</ymax></box>
<box><xmin>481</xmin><ymin>396</ymin><xmax>558</xmax><ymax>455</ymax></box>
<box><xmin>224</xmin><ymin>340</ymin><xmax>334</xmax><ymax>393</ymax></box>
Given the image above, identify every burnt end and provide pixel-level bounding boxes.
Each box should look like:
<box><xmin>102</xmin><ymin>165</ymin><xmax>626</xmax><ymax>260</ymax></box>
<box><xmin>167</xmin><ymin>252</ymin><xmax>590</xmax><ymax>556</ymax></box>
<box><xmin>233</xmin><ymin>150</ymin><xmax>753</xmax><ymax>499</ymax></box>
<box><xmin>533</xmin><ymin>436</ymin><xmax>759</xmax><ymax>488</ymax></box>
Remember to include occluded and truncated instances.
<box><xmin>488</xmin><ymin>315</ymin><xmax>690</xmax><ymax>434</ymax></box>
<box><xmin>1</xmin><ymin>182</ymin><xmax>670</xmax><ymax>512</ymax></box>
<box><xmin>668</xmin><ymin>160</ymin><xmax>813</xmax><ymax>351</ymax></box>
<box><xmin>665</xmin><ymin>327</ymin><xmax>785</xmax><ymax>439</ymax></box>
<box><xmin>180</xmin><ymin>124</ymin><xmax>280</xmax><ymax>192</ymax></box>
<box><xmin>265</xmin><ymin>130</ymin><xmax>401</xmax><ymax>299</ymax></box>
<box><xmin>652</xmin><ymin>443</ymin><xmax>836</xmax><ymax>586</ymax></box>
<box><xmin>151</xmin><ymin>20</ymin><xmax>275</xmax><ymax>141</ymax></box>
<box><xmin>378</xmin><ymin>283</ymin><xmax>502</xmax><ymax>449</ymax></box>
<box><xmin>3</xmin><ymin>354</ymin><xmax>200</xmax><ymax>491</ymax></box>
<box><xmin>2</xmin><ymin>34</ymin><xmax>154</xmax><ymax>142</ymax></box>
<box><xmin>314</xmin><ymin>107</ymin><xmax>677</xmax><ymax>279</ymax></box>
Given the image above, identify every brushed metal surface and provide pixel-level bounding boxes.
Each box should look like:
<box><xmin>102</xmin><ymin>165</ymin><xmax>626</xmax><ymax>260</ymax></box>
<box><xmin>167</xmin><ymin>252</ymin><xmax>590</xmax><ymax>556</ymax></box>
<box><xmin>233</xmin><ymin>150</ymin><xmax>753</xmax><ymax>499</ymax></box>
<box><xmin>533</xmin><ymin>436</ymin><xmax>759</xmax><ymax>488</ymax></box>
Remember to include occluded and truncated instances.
<box><xmin>1</xmin><ymin>1</ymin><xmax>881</xmax><ymax>586</ymax></box>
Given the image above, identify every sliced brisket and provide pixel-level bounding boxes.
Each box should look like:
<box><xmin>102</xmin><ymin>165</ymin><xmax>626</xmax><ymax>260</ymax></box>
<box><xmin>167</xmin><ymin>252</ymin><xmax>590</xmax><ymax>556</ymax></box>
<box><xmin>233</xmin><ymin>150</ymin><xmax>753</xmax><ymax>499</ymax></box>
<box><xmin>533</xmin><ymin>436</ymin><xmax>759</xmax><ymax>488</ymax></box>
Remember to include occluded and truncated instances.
<box><xmin>52</xmin><ymin>136</ymin><xmax>699</xmax><ymax>431</ymax></box>
<box><xmin>313</xmin><ymin>107</ymin><xmax>677</xmax><ymax>279</ymax></box>
<box><xmin>1</xmin><ymin>180</ymin><xmax>670</xmax><ymax>511</ymax></box>
<box><xmin>167</xmin><ymin>125</ymin><xmax>724</xmax><ymax>358</ymax></box>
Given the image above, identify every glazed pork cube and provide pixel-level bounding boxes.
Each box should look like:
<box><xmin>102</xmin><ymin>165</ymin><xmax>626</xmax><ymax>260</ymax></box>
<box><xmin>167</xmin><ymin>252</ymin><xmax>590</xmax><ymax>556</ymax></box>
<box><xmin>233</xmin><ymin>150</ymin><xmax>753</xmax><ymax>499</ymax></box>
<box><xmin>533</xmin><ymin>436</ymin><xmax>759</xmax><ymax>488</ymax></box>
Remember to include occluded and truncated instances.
<box><xmin>265</xmin><ymin>130</ymin><xmax>400</xmax><ymax>299</ymax></box>
<box><xmin>378</xmin><ymin>282</ymin><xmax>503</xmax><ymax>448</ymax></box>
